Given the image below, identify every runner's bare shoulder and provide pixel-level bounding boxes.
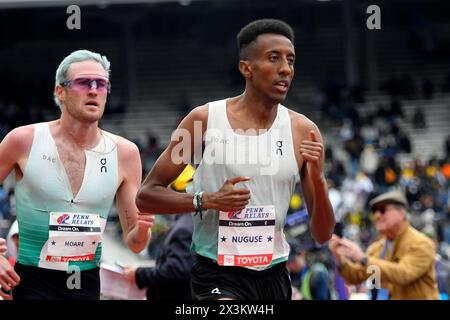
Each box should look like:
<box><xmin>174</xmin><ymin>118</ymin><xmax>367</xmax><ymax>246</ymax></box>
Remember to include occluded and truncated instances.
<box><xmin>113</xmin><ymin>135</ymin><xmax>142</xmax><ymax>175</ymax></box>
<box><xmin>187</xmin><ymin>104</ymin><xmax>209</xmax><ymax>123</ymax></box>
<box><xmin>115</xmin><ymin>135</ymin><xmax>140</xmax><ymax>158</ymax></box>
<box><xmin>1</xmin><ymin>124</ymin><xmax>36</xmax><ymax>157</ymax></box>
<box><xmin>174</xmin><ymin>104</ymin><xmax>209</xmax><ymax>137</ymax></box>
<box><xmin>287</xmin><ymin>109</ymin><xmax>320</xmax><ymax>139</ymax></box>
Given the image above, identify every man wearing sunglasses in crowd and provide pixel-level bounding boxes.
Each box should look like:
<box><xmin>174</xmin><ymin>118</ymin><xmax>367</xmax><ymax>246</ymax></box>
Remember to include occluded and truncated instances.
<box><xmin>0</xmin><ymin>50</ymin><xmax>154</xmax><ymax>300</ymax></box>
<box><xmin>329</xmin><ymin>190</ymin><xmax>440</xmax><ymax>299</ymax></box>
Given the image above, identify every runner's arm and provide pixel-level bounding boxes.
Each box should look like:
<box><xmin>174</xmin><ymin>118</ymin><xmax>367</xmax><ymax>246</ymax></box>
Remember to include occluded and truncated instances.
<box><xmin>0</xmin><ymin>126</ymin><xmax>34</xmax><ymax>183</ymax></box>
<box><xmin>136</xmin><ymin>105</ymin><xmax>251</xmax><ymax>214</ymax></box>
<box><xmin>297</xmin><ymin>119</ymin><xmax>335</xmax><ymax>244</ymax></box>
<box><xmin>116</xmin><ymin>138</ymin><xmax>153</xmax><ymax>253</ymax></box>
<box><xmin>136</xmin><ymin>106</ymin><xmax>207</xmax><ymax>214</ymax></box>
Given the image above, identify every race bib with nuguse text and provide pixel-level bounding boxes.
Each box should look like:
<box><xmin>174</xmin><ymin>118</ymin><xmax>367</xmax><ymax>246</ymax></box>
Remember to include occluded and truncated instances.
<box><xmin>218</xmin><ymin>205</ymin><xmax>275</xmax><ymax>267</ymax></box>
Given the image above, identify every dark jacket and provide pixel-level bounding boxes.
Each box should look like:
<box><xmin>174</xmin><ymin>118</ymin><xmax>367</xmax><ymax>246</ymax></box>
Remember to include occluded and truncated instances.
<box><xmin>135</xmin><ymin>214</ymin><xmax>194</xmax><ymax>300</ymax></box>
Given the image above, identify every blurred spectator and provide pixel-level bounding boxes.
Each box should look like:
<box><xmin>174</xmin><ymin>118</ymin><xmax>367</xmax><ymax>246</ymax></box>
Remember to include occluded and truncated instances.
<box><xmin>287</xmin><ymin>239</ymin><xmax>330</xmax><ymax>300</ymax></box>
<box><xmin>142</xmin><ymin>134</ymin><xmax>163</xmax><ymax>174</ymax></box>
<box><xmin>412</xmin><ymin>106</ymin><xmax>427</xmax><ymax>129</ymax></box>
<box><xmin>123</xmin><ymin>214</ymin><xmax>193</xmax><ymax>300</ymax></box>
<box><xmin>339</xmin><ymin>119</ymin><xmax>354</xmax><ymax>142</ymax></box>
<box><xmin>397</xmin><ymin>130</ymin><xmax>412</xmax><ymax>153</ymax></box>
<box><xmin>359</xmin><ymin>144</ymin><xmax>380</xmax><ymax>176</ymax></box>
<box><xmin>424</xmin><ymin>231</ymin><xmax>450</xmax><ymax>300</ymax></box>
<box><xmin>445</xmin><ymin>135</ymin><xmax>450</xmax><ymax>159</ymax></box>
<box><xmin>0</xmin><ymin>185</ymin><xmax>11</xmax><ymax>220</ymax></box>
<box><xmin>379</xmin><ymin>125</ymin><xmax>399</xmax><ymax>160</ymax></box>
<box><xmin>344</xmin><ymin>129</ymin><xmax>364</xmax><ymax>177</ymax></box>
<box><xmin>327</xmin><ymin>179</ymin><xmax>344</xmax><ymax>236</ymax></box>
<box><xmin>435</xmin><ymin>250</ymin><xmax>450</xmax><ymax>300</ymax></box>
<box><xmin>319</xmin><ymin>72</ymin><xmax>345</xmax><ymax>122</ymax></box>
<box><xmin>325</xmin><ymin>158</ymin><xmax>347</xmax><ymax>189</ymax></box>
<box><xmin>375</xmin><ymin>157</ymin><xmax>400</xmax><ymax>193</ymax></box>
<box><xmin>340</xmin><ymin>171</ymin><xmax>374</xmax><ymax>236</ymax></box>
<box><xmin>388</xmin><ymin>100</ymin><xmax>404</xmax><ymax>119</ymax></box>
<box><xmin>342</xmin><ymin>97</ymin><xmax>360</xmax><ymax>126</ymax></box>
<box><xmin>123</xmin><ymin>165</ymin><xmax>195</xmax><ymax>300</ymax></box>
<box><xmin>329</xmin><ymin>190</ymin><xmax>440</xmax><ymax>299</ymax></box>
<box><xmin>400</xmin><ymin>160</ymin><xmax>421</xmax><ymax>204</ymax></box>
<box><xmin>440</xmin><ymin>158</ymin><xmax>450</xmax><ymax>181</ymax></box>
<box><xmin>360</xmin><ymin>117</ymin><xmax>379</xmax><ymax>146</ymax></box>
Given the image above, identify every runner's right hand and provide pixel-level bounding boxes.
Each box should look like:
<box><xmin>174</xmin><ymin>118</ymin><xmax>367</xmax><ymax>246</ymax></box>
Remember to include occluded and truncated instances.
<box><xmin>0</xmin><ymin>255</ymin><xmax>20</xmax><ymax>300</ymax></box>
<box><xmin>203</xmin><ymin>176</ymin><xmax>251</xmax><ymax>212</ymax></box>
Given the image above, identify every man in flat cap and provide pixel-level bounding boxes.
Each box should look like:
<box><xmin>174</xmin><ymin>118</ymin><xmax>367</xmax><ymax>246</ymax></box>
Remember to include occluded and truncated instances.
<box><xmin>329</xmin><ymin>190</ymin><xmax>439</xmax><ymax>299</ymax></box>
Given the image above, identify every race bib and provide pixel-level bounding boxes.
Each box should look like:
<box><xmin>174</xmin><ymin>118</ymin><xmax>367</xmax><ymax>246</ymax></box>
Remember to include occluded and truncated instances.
<box><xmin>218</xmin><ymin>205</ymin><xmax>275</xmax><ymax>267</ymax></box>
<box><xmin>46</xmin><ymin>212</ymin><xmax>102</xmax><ymax>262</ymax></box>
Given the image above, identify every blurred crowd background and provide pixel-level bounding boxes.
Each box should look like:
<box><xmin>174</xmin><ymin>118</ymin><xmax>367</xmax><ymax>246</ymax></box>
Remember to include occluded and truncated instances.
<box><xmin>1</xmin><ymin>0</ymin><xmax>449</xmax><ymax>299</ymax></box>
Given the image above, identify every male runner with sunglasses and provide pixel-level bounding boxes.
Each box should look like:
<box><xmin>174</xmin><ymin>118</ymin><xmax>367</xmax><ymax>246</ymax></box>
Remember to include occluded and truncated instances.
<box><xmin>0</xmin><ymin>49</ymin><xmax>154</xmax><ymax>300</ymax></box>
<box><xmin>329</xmin><ymin>190</ymin><xmax>439</xmax><ymax>299</ymax></box>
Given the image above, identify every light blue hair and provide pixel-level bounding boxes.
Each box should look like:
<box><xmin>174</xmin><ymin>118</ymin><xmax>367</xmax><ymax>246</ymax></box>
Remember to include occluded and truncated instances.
<box><xmin>54</xmin><ymin>49</ymin><xmax>111</xmax><ymax>108</ymax></box>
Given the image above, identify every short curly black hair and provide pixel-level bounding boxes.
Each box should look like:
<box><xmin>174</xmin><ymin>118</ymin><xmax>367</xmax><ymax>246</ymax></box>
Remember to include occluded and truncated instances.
<box><xmin>237</xmin><ymin>19</ymin><xmax>295</xmax><ymax>60</ymax></box>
